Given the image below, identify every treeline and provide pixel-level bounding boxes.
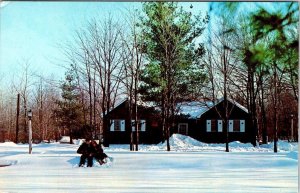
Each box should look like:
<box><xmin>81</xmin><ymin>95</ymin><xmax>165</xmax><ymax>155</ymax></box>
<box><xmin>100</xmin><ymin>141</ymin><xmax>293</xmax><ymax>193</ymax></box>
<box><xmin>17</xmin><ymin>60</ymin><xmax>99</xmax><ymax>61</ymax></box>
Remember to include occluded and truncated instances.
<box><xmin>0</xmin><ymin>2</ymin><xmax>298</xmax><ymax>152</ymax></box>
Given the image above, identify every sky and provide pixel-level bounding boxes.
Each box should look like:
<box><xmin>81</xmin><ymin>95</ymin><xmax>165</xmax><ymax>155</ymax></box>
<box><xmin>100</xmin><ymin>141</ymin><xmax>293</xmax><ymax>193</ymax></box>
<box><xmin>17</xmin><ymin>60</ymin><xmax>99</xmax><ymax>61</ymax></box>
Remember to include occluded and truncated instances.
<box><xmin>0</xmin><ymin>1</ymin><xmax>209</xmax><ymax>89</ymax></box>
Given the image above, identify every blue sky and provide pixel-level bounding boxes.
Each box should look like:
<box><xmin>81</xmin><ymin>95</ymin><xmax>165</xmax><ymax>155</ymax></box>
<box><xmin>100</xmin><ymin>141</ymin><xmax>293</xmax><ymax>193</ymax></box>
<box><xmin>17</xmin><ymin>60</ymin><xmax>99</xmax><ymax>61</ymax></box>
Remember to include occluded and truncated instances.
<box><xmin>0</xmin><ymin>2</ymin><xmax>208</xmax><ymax>87</ymax></box>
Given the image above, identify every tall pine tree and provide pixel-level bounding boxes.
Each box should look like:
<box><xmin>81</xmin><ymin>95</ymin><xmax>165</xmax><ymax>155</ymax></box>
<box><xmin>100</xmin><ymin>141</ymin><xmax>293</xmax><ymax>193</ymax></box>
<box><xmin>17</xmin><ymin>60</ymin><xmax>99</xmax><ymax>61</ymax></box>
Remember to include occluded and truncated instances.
<box><xmin>54</xmin><ymin>71</ymin><xmax>84</xmax><ymax>144</ymax></box>
<box><xmin>139</xmin><ymin>2</ymin><xmax>208</xmax><ymax>151</ymax></box>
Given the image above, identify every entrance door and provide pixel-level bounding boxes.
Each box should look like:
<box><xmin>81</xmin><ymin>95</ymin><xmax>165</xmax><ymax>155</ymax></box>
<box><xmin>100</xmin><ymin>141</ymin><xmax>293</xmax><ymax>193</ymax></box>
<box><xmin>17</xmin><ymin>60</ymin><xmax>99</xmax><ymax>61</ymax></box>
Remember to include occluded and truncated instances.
<box><xmin>178</xmin><ymin>123</ymin><xmax>188</xmax><ymax>135</ymax></box>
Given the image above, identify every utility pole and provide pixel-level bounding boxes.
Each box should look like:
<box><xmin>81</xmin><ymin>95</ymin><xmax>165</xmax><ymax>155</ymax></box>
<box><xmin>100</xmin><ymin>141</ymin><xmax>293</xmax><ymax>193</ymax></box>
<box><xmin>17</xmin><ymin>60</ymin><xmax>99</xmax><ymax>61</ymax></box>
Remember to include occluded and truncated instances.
<box><xmin>28</xmin><ymin>109</ymin><xmax>32</xmax><ymax>154</ymax></box>
<box><xmin>15</xmin><ymin>94</ymin><xmax>20</xmax><ymax>144</ymax></box>
<box><xmin>224</xmin><ymin>45</ymin><xmax>229</xmax><ymax>152</ymax></box>
<box><xmin>291</xmin><ymin>114</ymin><xmax>294</xmax><ymax>142</ymax></box>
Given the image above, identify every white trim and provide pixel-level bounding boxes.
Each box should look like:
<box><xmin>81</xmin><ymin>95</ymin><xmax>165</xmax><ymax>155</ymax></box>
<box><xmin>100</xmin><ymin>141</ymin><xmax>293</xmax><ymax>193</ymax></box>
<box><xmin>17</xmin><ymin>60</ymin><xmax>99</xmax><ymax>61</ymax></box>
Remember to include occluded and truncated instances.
<box><xmin>131</xmin><ymin>120</ymin><xmax>135</xmax><ymax>131</ymax></box>
<box><xmin>229</xmin><ymin>120</ymin><xmax>233</xmax><ymax>132</ymax></box>
<box><xmin>110</xmin><ymin>119</ymin><xmax>125</xmax><ymax>132</ymax></box>
<box><xmin>110</xmin><ymin>120</ymin><xmax>115</xmax><ymax>131</ymax></box>
<box><xmin>120</xmin><ymin>120</ymin><xmax>125</xmax><ymax>131</ymax></box>
<box><xmin>217</xmin><ymin>120</ymin><xmax>222</xmax><ymax>132</ymax></box>
<box><xmin>141</xmin><ymin>120</ymin><xmax>146</xmax><ymax>131</ymax></box>
<box><xmin>198</xmin><ymin>98</ymin><xmax>248</xmax><ymax>118</ymax></box>
<box><xmin>240</xmin><ymin>120</ymin><xmax>245</xmax><ymax>132</ymax></box>
<box><xmin>131</xmin><ymin>120</ymin><xmax>146</xmax><ymax>132</ymax></box>
<box><xmin>206</xmin><ymin>120</ymin><xmax>211</xmax><ymax>132</ymax></box>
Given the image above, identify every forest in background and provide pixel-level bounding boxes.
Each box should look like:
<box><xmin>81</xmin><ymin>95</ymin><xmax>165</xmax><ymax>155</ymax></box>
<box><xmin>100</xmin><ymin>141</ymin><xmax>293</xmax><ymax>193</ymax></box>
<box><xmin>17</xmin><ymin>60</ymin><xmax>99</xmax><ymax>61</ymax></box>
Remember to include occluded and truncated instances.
<box><xmin>0</xmin><ymin>2</ymin><xmax>298</xmax><ymax>152</ymax></box>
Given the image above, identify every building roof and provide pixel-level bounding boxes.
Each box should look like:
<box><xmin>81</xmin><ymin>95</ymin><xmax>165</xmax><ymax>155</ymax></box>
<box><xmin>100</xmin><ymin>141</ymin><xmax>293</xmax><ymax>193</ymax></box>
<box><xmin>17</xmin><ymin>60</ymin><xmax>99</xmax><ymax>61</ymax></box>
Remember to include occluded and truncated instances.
<box><xmin>108</xmin><ymin>98</ymin><xmax>248</xmax><ymax>119</ymax></box>
<box><xmin>177</xmin><ymin>101</ymin><xmax>214</xmax><ymax>119</ymax></box>
<box><xmin>177</xmin><ymin>98</ymin><xmax>248</xmax><ymax>119</ymax></box>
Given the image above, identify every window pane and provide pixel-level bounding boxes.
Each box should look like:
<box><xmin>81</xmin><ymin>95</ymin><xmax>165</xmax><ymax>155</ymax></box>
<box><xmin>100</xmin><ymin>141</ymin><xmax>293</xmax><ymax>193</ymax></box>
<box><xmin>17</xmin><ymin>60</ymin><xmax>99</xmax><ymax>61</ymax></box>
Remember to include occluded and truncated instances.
<box><xmin>240</xmin><ymin>120</ymin><xmax>245</xmax><ymax>132</ymax></box>
<box><xmin>228</xmin><ymin>120</ymin><xmax>233</xmax><ymax>132</ymax></box>
<box><xmin>218</xmin><ymin>120</ymin><xmax>222</xmax><ymax>132</ymax></box>
<box><xmin>178</xmin><ymin>123</ymin><xmax>188</xmax><ymax>135</ymax></box>
<box><xmin>114</xmin><ymin>120</ymin><xmax>121</xmax><ymax>131</ymax></box>
<box><xmin>206</xmin><ymin>120</ymin><xmax>211</xmax><ymax>132</ymax></box>
<box><xmin>211</xmin><ymin>120</ymin><xmax>217</xmax><ymax>132</ymax></box>
<box><xmin>233</xmin><ymin>120</ymin><xmax>240</xmax><ymax>132</ymax></box>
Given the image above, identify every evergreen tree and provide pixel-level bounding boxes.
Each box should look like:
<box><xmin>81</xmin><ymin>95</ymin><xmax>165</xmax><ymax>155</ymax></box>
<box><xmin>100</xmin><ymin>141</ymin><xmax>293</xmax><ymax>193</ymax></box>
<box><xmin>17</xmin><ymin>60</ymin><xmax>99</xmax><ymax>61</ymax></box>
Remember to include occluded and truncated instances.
<box><xmin>139</xmin><ymin>2</ymin><xmax>208</xmax><ymax>151</ymax></box>
<box><xmin>54</xmin><ymin>71</ymin><xmax>84</xmax><ymax>144</ymax></box>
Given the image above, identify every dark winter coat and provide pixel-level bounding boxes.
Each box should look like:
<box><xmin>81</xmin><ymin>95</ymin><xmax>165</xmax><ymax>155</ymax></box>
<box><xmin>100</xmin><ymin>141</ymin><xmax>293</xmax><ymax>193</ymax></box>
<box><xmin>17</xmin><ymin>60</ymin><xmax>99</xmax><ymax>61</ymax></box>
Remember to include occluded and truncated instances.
<box><xmin>91</xmin><ymin>144</ymin><xmax>107</xmax><ymax>160</ymax></box>
<box><xmin>77</xmin><ymin>142</ymin><xmax>93</xmax><ymax>156</ymax></box>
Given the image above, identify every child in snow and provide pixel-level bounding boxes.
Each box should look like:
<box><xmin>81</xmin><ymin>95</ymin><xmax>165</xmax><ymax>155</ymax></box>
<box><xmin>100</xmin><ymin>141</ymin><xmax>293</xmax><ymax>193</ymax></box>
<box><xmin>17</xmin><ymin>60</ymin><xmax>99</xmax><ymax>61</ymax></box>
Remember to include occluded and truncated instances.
<box><xmin>90</xmin><ymin>140</ymin><xmax>112</xmax><ymax>165</ymax></box>
<box><xmin>77</xmin><ymin>138</ymin><xmax>94</xmax><ymax>167</ymax></box>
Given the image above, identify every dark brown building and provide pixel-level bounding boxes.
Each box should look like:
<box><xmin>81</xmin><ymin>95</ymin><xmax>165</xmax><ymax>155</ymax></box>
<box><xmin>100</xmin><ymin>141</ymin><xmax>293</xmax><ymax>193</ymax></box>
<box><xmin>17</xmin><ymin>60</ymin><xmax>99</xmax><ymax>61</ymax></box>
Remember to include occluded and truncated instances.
<box><xmin>174</xmin><ymin>99</ymin><xmax>254</xmax><ymax>145</ymax></box>
<box><xmin>104</xmin><ymin>98</ymin><xmax>255</xmax><ymax>145</ymax></box>
<box><xmin>105</xmin><ymin>99</ymin><xmax>163</xmax><ymax>144</ymax></box>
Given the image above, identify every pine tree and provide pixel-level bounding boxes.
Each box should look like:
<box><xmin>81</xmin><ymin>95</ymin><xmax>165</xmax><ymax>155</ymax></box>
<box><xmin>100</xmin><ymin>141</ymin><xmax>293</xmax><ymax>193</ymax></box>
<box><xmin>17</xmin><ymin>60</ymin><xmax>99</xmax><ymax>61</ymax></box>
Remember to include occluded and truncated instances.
<box><xmin>139</xmin><ymin>2</ymin><xmax>208</xmax><ymax>151</ymax></box>
<box><xmin>54</xmin><ymin>71</ymin><xmax>84</xmax><ymax>144</ymax></box>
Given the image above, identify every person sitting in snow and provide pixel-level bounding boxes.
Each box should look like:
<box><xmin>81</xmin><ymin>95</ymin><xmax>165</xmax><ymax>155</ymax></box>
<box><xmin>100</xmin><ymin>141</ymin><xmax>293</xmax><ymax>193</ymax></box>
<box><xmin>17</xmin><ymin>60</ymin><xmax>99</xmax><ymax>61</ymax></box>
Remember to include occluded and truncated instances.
<box><xmin>77</xmin><ymin>138</ymin><xmax>94</xmax><ymax>167</ymax></box>
<box><xmin>90</xmin><ymin>140</ymin><xmax>112</xmax><ymax>165</ymax></box>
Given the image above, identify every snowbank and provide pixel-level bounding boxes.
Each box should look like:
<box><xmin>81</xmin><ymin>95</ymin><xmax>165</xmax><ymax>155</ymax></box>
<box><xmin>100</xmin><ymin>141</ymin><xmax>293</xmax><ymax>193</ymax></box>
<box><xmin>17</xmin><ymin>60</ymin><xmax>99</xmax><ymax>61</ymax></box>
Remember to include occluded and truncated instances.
<box><xmin>1</xmin><ymin>134</ymin><xmax>297</xmax><ymax>153</ymax></box>
<box><xmin>59</xmin><ymin>136</ymin><xmax>85</xmax><ymax>145</ymax></box>
<box><xmin>0</xmin><ymin>142</ymin><xmax>18</xmax><ymax>147</ymax></box>
<box><xmin>152</xmin><ymin>134</ymin><xmax>298</xmax><ymax>152</ymax></box>
<box><xmin>260</xmin><ymin>141</ymin><xmax>298</xmax><ymax>152</ymax></box>
<box><xmin>73</xmin><ymin>139</ymin><xmax>84</xmax><ymax>145</ymax></box>
<box><xmin>286</xmin><ymin>151</ymin><xmax>298</xmax><ymax>160</ymax></box>
<box><xmin>0</xmin><ymin>160</ymin><xmax>17</xmax><ymax>167</ymax></box>
<box><xmin>59</xmin><ymin>136</ymin><xmax>70</xmax><ymax>143</ymax></box>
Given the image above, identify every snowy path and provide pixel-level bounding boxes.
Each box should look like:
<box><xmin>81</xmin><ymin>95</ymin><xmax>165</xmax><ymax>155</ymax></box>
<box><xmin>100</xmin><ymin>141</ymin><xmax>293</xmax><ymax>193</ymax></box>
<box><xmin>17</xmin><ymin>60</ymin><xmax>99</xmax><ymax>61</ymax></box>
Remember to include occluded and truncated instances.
<box><xmin>0</xmin><ymin>143</ymin><xmax>297</xmax><ymax>193</ymax></box>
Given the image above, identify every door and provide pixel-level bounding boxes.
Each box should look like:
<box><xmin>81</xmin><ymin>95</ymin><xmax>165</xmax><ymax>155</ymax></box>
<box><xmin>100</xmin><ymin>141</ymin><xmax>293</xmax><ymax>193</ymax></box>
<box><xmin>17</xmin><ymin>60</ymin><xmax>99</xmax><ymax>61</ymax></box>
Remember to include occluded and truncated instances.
<box><xmin>178</xmin><ymin>123</ymin><xmax>188</xmax><ymax>135</ymax></box>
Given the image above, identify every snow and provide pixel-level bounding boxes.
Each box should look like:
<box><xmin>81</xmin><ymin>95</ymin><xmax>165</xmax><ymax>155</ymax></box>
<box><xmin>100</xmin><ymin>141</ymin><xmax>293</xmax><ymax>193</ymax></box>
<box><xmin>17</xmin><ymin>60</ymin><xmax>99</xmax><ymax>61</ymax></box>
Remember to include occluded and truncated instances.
<box><xmin>177</xmin><ymin>101</ymin><xmax>213</xmax><ymax>119</ymax></box>
<box><xmin>0</xmin><ymin>134</ymin><xmax>298</xmax><ymax>192</ymax></box>
<box><xmin>59</xmin><ymin>136</ymin><xmax>71</xmax><ymax>143</ymax></box>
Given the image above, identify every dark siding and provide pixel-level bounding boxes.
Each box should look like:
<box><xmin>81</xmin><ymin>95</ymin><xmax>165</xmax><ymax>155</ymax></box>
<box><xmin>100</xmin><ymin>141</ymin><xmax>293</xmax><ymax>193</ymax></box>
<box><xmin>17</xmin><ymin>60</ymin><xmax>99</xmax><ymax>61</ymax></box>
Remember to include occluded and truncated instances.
<box><xmin>105</xmin><ymin>99</ymin><xmax>254</xmax><ymax>145</ymax></box>
<box><xmin>190</xmin><ymin>100</ymin><xmax>254</xmax><ymax>144</ymax></box>
<box><xmin>105</xmin><ymin>100</ymin><xmax>163</xmax><ymax>144</ymax></box>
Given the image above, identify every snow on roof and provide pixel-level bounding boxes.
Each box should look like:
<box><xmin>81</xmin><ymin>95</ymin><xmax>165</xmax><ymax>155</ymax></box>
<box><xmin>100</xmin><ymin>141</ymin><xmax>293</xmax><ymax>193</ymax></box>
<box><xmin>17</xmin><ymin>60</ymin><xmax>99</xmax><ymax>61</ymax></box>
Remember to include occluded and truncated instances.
<box><xmin>177</xmin><ymin>101</ymin><xmax>214</xmax><ymax>119</ymax></box>
<box><xmin>217</xmin><ymin>98</ymin><xmax>249</xmax><ymax>113</ymax></box>
<box><xmin>109</xmin><ymin>98</ymin><xmax>248</xmax><ymax>118</ymax></box>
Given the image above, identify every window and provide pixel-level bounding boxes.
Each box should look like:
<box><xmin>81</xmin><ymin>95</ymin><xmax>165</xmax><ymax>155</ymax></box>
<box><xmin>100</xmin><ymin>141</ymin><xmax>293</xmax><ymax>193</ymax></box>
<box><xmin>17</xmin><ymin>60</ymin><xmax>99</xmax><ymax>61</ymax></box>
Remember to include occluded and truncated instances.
<box><xmin>206</xmin><ymin>120</ymin><xmax>211</xmax><ymax>132</ymax></box>
<box><xmin>217</xmin><ymin>120</ymin><xmax>223</xmax><ymax>132</ymax></box>
<box><xmin>110</xmin><ymin>120</ymin><xmax>125</xmax><ymax>132</ymax></box>
<box><xmin>233</xmin><ymin>120</ymin><xmax>240</xmax><ymax>132</ymax></box>
<box><xmin>151</xmin><ymin>121</ymin><xmax>158</xmax><ymax>127</ymax></box>
<box><xmin>211</xmin><ymin>120</ymin><xmax>217</xmax><ymax>132</ymax></box>
<box><xmin>131</xmin><ymin>120</ymin><xmax>146</xmax><ymax>132</ymax></box>
<box><xmin>228</xmin><ymin>120</ymin><xmax>246</xmax><ymax>132</ymax></box>
<box><xmin>178</xmin><ymin>123</ymin><xmax>188</xmax><ymax>135</ymax></box>
<box><xmin>240</xmin><ymin>120</ymin><xmax>245</xmax><ymax>132</ymax></box>
<box><xmin>114</xmin><ymin>120</ymin><xmax>121</xmax><ymax>131</ymax></box>
<box><xmin>228</xmin><ymin>120</ymin><xmax>233</xmax><ymax>132</ymax></box>
<box><xmin>207</xmin><ymin>120</ymin><xmax>217</xmax><ymax>132</ymax></box>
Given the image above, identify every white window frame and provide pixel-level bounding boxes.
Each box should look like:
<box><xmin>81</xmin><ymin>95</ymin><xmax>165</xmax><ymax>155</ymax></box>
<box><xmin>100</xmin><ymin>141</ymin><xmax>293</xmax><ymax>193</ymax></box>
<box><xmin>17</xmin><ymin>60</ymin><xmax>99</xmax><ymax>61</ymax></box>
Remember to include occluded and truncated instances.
<box><xmin>110</xmin><ymin>119</ymin><xmax>125</xmax><ymax>132</ymax></box>
<box><xmin>110</xmin><ymin>120</ymin><xmax>115</xmax><ymax>131</ymax></box>
<box><xmin>131</xmin><ymin>120</ymin><xmax>146</xmax><ymax>132</ymax></box>
<box><xmin>240</xmin><ymin>120</ymin><xmax>245</xmax><ymax>132</ymax></box>
<box><xmin>206</xmin><ymin>120</ymin><xmax>211</xmax><ymax>132</ymax></box>
<box><xmin>140</xmin><ymin>120</ymin><xmax>146</xmax><ymax>131</ymax></box>
<box><xmin>217</xmin><ymin>120</ymin><xmax>223</xmax><ymax>132</ymax></box>
<box><xmin>178</xmin><ymin>123</ymin><xmax>188</xmax><ymax>135</ymax></box>
<box><xmin>228</xmin><ymin>120</ymin><xmax>234</xmax><ymax>132</ymax></box>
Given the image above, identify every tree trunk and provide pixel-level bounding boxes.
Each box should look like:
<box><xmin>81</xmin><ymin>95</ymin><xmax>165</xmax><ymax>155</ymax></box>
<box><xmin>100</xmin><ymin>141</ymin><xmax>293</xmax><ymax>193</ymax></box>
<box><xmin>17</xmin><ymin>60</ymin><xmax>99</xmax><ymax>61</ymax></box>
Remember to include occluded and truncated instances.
<box><xmin>135</xmin><ymin>78</ymin><xmax>139</xmax><ymax>151</ymax></box>
<box><xmin>15</xmin><ymin>94</ymin><xmax>20</xmax><ymax>143</ymax></box>
<box><xmin>273</xmin><ymin>64</ymin><xmax>278</xmax><ymax>153</ymax></box>
<box><xmin>259</xmin><ymin>76</ymin><xmax>268</xmax><ymax>144</ymax></box>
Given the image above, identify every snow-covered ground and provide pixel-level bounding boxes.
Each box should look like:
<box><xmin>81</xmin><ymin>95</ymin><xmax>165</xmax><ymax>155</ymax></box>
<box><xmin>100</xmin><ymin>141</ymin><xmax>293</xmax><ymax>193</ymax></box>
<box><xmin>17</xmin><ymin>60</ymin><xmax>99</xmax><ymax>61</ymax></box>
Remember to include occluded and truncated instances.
<box><xmin>0</xmin><ymin>134</ymin><xmax>298</xmax><ymax>192</ymax></box>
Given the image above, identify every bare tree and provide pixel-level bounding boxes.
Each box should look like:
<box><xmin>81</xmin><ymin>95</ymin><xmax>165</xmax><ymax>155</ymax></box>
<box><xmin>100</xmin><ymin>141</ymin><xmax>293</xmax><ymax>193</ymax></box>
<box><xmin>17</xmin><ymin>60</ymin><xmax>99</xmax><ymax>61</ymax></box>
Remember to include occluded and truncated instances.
<box><xmin>120</xmin><ymin>8</ymin><xmax>145</xmax><ymax>151</ymax></box>
<box><xmin>12</xmin><ymin>60</ymin><xmax>34</xmax><ymax>142</ymax></box>
<box><xmin>62</xmin><ymin>15</ymin><xmax>125</xmax><ymax>145</ymax></box>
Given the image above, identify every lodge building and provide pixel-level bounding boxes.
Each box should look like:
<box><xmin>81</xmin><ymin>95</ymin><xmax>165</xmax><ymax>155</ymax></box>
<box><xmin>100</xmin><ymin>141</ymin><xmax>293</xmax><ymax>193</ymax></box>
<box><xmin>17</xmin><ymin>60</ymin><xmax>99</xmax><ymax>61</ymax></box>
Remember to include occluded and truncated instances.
<box><xmin>104</xmin><ymin>98</ymin><xmax>255</xmax><ymax>146</ymax></box>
